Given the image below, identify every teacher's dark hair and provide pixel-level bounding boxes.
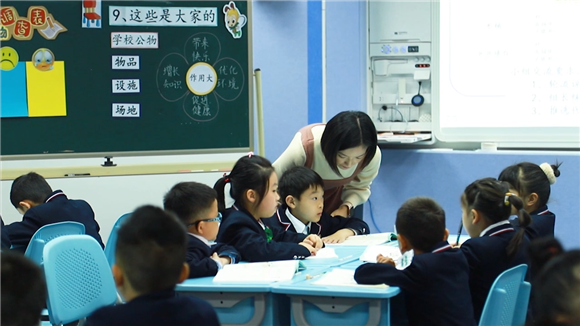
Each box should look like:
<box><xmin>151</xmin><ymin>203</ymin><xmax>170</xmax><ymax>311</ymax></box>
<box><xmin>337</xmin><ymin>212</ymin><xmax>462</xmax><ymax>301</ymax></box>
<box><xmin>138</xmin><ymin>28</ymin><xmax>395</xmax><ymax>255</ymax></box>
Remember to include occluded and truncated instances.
<box><xmin>320</xmin><ymin>111</ymin><xmax>378</xmax><ymax>175</ymax></box>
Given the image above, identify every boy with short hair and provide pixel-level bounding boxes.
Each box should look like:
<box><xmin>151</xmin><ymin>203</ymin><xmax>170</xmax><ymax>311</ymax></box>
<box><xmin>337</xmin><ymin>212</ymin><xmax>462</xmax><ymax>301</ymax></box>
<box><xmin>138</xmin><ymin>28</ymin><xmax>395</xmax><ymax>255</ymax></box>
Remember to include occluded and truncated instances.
<box><xmin>85</xmin><ymin>205</ymin><xmax>220</xmax><ymax>325</ymax></box>
<box><xmin>6</xmin><ymin>172</ymin><xmax>104</xmax><ymax>251</ymax></box>
<box><xmin>1</xmin><ymin>251</ymin><xmax>47</xmax><ymax>326</ymax></box>
<box><xmin>164</xmin><ymin>181</ymin><xmax>240</xmax><ymax>278</ymax></box>
<box><xmin>265</xmin><ymin>166</ymin><xmax>369</xmax><ymax>243</ymax></box>
<box><xmin>355</xmin><ymin>197</ymin><xmax>476</xmax><ymax>326</ymax></box>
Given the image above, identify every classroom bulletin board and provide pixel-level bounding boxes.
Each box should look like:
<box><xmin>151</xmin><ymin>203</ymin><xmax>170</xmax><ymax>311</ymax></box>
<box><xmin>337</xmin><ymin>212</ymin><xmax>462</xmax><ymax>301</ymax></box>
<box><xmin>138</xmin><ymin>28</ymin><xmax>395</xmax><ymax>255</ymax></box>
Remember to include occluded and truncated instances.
<box><xmin>0</xmin><ymin>0</ymin><xmax>252</xmax><ymax>157</ymax></box>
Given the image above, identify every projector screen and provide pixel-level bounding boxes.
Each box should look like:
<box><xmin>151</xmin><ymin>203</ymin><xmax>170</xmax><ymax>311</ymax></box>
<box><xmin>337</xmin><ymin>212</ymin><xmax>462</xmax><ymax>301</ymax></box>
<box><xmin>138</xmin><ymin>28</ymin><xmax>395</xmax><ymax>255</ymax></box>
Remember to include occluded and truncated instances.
<box><xmin>433</xmin><ymin>0</ymin><xmax>580</xmax><ymax>147</ymax></box>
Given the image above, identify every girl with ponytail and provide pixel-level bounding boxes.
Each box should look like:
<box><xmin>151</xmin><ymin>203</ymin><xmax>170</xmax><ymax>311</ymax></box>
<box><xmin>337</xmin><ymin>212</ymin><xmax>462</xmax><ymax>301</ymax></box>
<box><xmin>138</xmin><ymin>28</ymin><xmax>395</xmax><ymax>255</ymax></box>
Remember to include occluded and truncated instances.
<box><xmin>459</xmin><ymin>177</ymin><xmax>532</xmax><ymax>323</ymax></box>
<box><xmin>214</xmin><ymin>154</ymin><xmax>322</xmax><ymax>262</ymax></box>
<box><xmin>499</xmin><ymin>161</ymin><xmax>562</xmax><ymax>240</ymax></box>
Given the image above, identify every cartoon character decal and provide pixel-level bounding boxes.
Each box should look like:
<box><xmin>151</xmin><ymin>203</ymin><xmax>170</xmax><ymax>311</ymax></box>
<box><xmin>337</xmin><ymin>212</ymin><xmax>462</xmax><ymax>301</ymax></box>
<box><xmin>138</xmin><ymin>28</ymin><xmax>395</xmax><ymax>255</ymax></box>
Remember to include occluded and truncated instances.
<box><xmin>223</xmin><ymin>1</ymin><xmax>246</xmax><ymax>39</ymax></box>
<box><xmin>32</xmin><ymin>48</ymin><xmax>54</xmax><ymax>71</ymax></box>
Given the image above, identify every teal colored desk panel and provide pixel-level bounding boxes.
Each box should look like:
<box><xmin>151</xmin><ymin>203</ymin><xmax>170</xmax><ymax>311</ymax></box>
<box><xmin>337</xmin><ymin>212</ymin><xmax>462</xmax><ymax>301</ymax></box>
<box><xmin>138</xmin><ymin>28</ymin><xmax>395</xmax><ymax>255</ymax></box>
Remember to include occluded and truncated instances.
<box><xmin>175</xmin><ymin>266</ymin><xmax>329</xmax><ymax>326</ymax></box>
<box><xmin>176</xmin><ymin>276</ymin><xmax>283</xmax><ymax>326</ymax></box>
<box><xmin>174</xmin><ymin>247</ymin><xmax>372</xmax><ymax>326</ymax></box>
<box><xmin>272</xmin><ymin>275</ymin><xmax>400</xmax><ymax>326</ymax></box>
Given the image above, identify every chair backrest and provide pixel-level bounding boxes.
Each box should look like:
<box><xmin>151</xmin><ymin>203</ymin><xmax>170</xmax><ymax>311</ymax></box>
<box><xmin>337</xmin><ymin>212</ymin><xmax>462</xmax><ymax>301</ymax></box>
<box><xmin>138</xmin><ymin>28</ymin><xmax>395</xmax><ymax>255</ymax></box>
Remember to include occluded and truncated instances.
<box><xmin>24</xmin><ymin>221</ymin><xmax>86</xmax><ymax>265</ymax></box>
<box><xmin>512</xmin><ymin>280</ymin><xmax>532</xmax><ymax>326</ymax></box>
<box><xmin>104</xmin><ymin>213</ymin><xmax>131</xmax><ymax>267</ymax></box>
<box><xmin>43</xmin><ymin>234</ymin><xmax>117</xmax><ymax>325</ymax></box>
<box><xmin>479</xmin><ymin>264</ymin><xmax>530</xmax><ymax>326</ymax></box>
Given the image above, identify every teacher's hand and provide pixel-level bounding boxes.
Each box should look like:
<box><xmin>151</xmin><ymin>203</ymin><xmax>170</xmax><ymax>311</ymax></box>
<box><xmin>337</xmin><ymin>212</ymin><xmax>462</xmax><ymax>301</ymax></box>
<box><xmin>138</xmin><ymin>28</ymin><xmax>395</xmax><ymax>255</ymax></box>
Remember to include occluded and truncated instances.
<box><xmin>331</xmin><ymin>205</ymin><xmax>350</xmax><ymax>218</ymax></box>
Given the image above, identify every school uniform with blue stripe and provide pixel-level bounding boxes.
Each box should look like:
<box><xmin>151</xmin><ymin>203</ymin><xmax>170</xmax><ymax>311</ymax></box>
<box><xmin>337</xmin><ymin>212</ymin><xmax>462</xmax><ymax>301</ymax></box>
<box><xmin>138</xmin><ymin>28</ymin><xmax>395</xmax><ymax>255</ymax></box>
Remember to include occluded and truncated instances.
<box><xmin>510</xmin><ymin>205</ymin><xmax>555</xmax><ymax>241</ymax></box>
<box><xmin>85</xmin><ymin>289</ymin><xmax>220</xmax><ymax>326</ymax></box>
<box><xmin>355</xmin><ymin>241</ymin><xmax>476</xmax><ymax>326</ymax></box>
<box><xmin>6</xmin><ymin>190</ymin><xmax>104</xmax><ymax>251</ymax></box>
<box><xmin>460</xmin><ymin>220</ymin><xmax>530</xmax><ymax>322</ymax></box>
<box><xmin>264</xmin><ymin>205</ymin><xmax>370</xmax><ymax>236</ymax></box>
<box><xmin>216</xmin><ymin>203</ymin><xmax>311</xmax><ymax>262</ymax></box>
<box><xmin>185</xmin><ymin>234</ymin><xmax>240</xmax><ymax>278</ymax></box>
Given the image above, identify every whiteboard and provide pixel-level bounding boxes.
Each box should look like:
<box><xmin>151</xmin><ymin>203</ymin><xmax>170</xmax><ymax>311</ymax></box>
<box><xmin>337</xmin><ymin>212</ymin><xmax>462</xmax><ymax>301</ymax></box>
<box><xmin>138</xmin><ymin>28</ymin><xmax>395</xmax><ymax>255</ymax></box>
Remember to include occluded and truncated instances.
<box><xmin>433</xmin><ymin>0</ymin><xmax>580</xmax><ymax>147</ymax></box>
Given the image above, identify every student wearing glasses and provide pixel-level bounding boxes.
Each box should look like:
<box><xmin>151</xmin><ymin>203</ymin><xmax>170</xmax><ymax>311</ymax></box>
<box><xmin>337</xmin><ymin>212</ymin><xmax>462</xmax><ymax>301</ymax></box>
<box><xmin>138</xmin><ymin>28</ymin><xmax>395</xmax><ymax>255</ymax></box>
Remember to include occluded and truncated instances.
<box><xmin>163</xmin><ymin>182</ymin><xmax>240</xmax><ymax>279</ymax></box>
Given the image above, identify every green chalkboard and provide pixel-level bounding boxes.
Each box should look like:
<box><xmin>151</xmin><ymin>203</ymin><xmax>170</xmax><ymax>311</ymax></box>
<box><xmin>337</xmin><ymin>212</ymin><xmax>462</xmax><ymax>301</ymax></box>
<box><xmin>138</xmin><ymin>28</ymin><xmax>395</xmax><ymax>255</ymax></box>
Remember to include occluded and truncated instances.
<box><xmin>0</xmin><ymin>0</ymin><xmax>252</xmax><ymax>157</ymax></box>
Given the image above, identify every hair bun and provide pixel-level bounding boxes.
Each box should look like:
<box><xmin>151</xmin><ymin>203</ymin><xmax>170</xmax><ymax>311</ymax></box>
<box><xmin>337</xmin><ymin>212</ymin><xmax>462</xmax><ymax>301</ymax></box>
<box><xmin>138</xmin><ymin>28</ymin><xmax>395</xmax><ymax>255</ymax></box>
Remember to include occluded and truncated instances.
<box><xmin>540</xmin><ymin>162</ymin><xmax>558</xmax><ymax>185</ymax></box>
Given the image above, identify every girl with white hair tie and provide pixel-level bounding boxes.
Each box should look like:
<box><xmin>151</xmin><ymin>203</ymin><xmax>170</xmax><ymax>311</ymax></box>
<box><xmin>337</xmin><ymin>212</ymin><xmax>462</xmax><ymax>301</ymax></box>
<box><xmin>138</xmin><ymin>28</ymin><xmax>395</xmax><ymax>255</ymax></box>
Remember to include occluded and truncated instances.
<box><xmin>498</xmin><ymin>161</ymin><xmax>562</xmax><ymax>240</ymax></box>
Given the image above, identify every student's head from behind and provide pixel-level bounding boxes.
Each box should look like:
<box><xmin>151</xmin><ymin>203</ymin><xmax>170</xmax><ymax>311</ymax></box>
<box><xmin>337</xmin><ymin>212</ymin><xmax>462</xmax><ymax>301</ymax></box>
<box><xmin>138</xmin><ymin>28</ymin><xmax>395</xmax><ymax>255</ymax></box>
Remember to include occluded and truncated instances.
<box><xmin>10</xmin><ymin>172</ymin><xmax>53</xmax><ymax>214</ymax></box>
<box><xmin>1</xmin><ymin>251</ymin><xmax>47</xmax><ymax>326</ymax></box>
<box><xmin>214</xmin><ymin>154</ymin><xmax>279</xmax><ymax>218</ymax></box>
<box><xmin>163</xmin><ymin>181</ymin><xmax>221</xmax><ymax>241</ymax></box>
<box><xmin>279</xmin><ymin>166</ymin><xmax>325</xmax><ymax>224</ymax></box>
<box><xmin>395</xmin><ymin>197</ymin><xmax>448</xmax><ymax>254</ymax></box>
<box><xmin>527</xmin><ymin>236</ymin><xmax>565</xmax><ymax>280</ymax></box>
<box><xmin>320</xmin><ymin>111</ymin><xmax>378</xmax><ymax>175</ymax></box>
<box><xmin>531</xmin><ymin>249</ymin><xmax>580</xmax><ymax>326</ymax></box>
<box><xmin>498</xmin><ymin>161</ymin><xmax>561</xmax><ymax>213</ymax></box>
<box><xmin>461</xmin><ymin>177</ymin><xmax>531</xmax><ymax>258</ymax></box>
<box><xmin>114</xmin><ymin>205</ymin><xmax>188</xmax><ymax>301</ymax></box>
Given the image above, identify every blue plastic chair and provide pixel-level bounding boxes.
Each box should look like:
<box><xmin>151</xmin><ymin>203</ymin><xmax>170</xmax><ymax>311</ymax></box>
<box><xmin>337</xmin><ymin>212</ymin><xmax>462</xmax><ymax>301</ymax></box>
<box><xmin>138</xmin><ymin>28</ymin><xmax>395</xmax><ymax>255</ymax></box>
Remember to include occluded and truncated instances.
<box><xmin>104</xmin><ymin>213</ymin><xmax>131</xmax><ymax>267</ymax></box>
<box><xmin>24</xmin><ymin>221</ymin><xmax>85</xmax><ymax>265</ymax></box>
<box><xmin>43</xmin><ymin>235</ymin><xmax>117</xmax><ymax>325</ymax></box>
<box><xmin>479</xmin><ymin>264</ymin><xmax>531</xmax><ymax>326</ymax></box>
<box><xmin>512</xmin><ymin>278</ymin><xmax>532</xmax><ymax>326</ymax></box>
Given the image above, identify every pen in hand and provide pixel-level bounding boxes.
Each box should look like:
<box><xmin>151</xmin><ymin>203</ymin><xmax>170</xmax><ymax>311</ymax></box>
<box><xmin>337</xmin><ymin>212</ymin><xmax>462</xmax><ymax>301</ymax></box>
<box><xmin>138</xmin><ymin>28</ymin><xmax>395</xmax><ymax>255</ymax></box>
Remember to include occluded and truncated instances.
<box><xmin>455</xmin><ymin>221</ymin><xmax>463</xmax><ymax>247</ymax></box>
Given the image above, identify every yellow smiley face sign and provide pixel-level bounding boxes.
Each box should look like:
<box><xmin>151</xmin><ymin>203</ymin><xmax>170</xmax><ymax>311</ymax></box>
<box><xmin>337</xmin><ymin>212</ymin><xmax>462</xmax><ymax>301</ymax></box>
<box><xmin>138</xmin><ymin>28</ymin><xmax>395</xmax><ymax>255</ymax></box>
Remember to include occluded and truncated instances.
<box><xmin>1</xmin><ymin>46</ymin><xmax>19</xmax><ymax>71</ymax></box>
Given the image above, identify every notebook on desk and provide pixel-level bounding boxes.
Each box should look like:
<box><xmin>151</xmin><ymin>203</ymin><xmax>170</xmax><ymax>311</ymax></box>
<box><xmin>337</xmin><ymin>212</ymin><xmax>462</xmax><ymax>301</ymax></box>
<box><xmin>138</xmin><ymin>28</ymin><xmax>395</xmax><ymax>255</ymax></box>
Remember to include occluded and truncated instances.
<box><xmin>359</xmin><ymin>245</ymin><xmax>413</xmax><ymax>270</ymax></box>
<box><xmin>329</xmin><ymin>232</ymin><xmax>396</xmax><ymax>246</ymax></box>
<box><xmin>213</xmin><ymin>260</ymin><xmax>305</xmax><ymax>283</ymax></box>
<box><xmin>311</xmin><ymin>268</ymin><xmax>388</xmax><ymax>288</ymax></box>
<box><xmin>304</xmin><ymin>247</ymin><xmax>339</xmax><ymax>264</ymax></box>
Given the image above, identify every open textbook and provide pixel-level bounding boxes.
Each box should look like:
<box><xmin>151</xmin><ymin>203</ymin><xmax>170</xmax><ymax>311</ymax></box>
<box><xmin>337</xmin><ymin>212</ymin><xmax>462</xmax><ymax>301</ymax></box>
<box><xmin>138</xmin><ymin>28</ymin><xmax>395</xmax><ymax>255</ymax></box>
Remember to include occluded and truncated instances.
<box><xmin>329</xmin><ymin>232</ymin><xmax>396</xmax><ymax>246</ymax></box>
<box><xmin>213</xmin><ymin>260</ymin><xmax>304</xmax><ymax>283</ymax></box>
<box><xmin>359</xmin><ymin>245</ymin><xmax>414</xmax><ymax>270</ymax></box>
<box><xmin>311</xmin><ymin>268</ymin><xmax>388</xmax><ymax>288</ymax></box>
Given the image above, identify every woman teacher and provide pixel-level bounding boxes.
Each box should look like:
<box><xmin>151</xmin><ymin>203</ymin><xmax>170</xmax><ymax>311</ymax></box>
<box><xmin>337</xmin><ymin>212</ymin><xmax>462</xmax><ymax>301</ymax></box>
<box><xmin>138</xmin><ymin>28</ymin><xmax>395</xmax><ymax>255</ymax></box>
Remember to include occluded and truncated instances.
<box><xmin>273</xmin><ymin>111</ymin><xmax>381</xmax><ymax>217</ymax></box>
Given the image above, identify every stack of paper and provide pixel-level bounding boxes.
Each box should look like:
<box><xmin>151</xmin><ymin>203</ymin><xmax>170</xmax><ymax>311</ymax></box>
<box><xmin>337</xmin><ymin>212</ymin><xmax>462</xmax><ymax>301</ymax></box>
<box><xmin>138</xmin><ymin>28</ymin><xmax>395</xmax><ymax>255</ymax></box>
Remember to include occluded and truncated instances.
<box><xmin>311</xmin><ymin>268</ymin><xmax>388</xmax><ymax>288</ymax></box>
<box><xmin>329</xmin><ymin>232</ymin><xmax>395</xmax><ymax>246</ymax></box>
<box><xmin>213</xmin><ymin>260</ymin><xmax>300</xmax><ymax>283</ymax></box>
<box><xmin>305</xmin><ymin>247</ymin><xmax>339</xmax><ymax>263</ymax></box>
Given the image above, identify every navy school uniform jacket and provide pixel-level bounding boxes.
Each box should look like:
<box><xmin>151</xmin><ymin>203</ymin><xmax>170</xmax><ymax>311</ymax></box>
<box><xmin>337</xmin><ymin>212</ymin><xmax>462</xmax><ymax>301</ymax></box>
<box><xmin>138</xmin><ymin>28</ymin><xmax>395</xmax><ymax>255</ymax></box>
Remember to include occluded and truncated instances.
<box><xmin>460</xmin><ymin>221</ymin><xmax>530</xmax><ymax>322</ymax></box>
<box><xmin>264</xmin><ymin>205</ymin><xmax>370</xmax><ymax>237</ymax></box>
<box><xmin>510</xmin><ymin>205</ymin><xmax>555</xmax><ymax>241</ymax></box>
<box><xmin>1</xmin><ymin>217</ymin><xmax>11</xmax><ymax>250</ymax></box>
<box><xmin>6</xmin><ymin>190</ymin><xmax>104</xmax><ymax>251</ymax></box>
<box><xmin>84</xmin><ymin>289</ymin><xmax>220</xmax><ymax>326</ymax></box>
<box><xmin>216</xmin><ymin>203</ymin><xmax>312</xmax><ymax>262</ymax></box>
<box><xmin>355</xmin><ymin>241</ymin><xmax>476</xmax><ymax>326</ymax></box>
<box><xmin>186</xmin><ymin>234</ymin><xmax>241</xmax><ymax>278</ymax></box>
